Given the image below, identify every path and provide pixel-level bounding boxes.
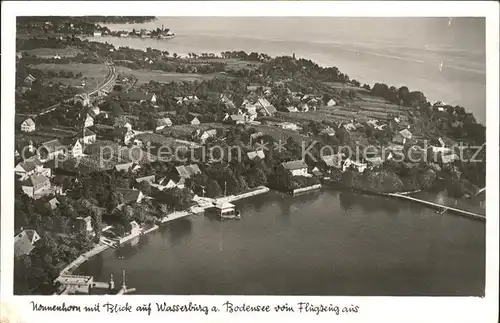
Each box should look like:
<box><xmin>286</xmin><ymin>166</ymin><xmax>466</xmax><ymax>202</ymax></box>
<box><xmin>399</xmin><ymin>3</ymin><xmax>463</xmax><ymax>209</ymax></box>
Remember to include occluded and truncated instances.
<box><xmin>18</xmin><ymin>60</ymin><xmax>116</xmax><ymax>118</ymax></box>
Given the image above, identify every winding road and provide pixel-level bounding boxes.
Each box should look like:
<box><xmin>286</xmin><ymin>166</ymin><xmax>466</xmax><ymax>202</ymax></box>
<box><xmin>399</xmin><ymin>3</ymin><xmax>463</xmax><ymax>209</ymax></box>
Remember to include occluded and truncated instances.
<box><xmin>18</xmin><ymin>60</ymin><xmax>116</xmax><ymax>118</ymax></box>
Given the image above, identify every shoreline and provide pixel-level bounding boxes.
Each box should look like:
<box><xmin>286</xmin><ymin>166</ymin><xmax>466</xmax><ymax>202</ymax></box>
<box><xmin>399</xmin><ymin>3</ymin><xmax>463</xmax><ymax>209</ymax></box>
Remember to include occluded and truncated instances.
<box><xmin>57</xmin><ymin>186</ymin><xmax>271</xmax><ymax>278</ymax></box>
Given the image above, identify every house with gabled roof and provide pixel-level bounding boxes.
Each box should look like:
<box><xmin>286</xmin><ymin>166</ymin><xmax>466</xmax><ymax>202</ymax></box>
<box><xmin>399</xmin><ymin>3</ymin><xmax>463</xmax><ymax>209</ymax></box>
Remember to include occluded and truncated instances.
<box><xmin>280</xmin><ymin>160</ymin><xmax>309</xmax><ymax>177</ymax></box>
<box><xmin>24</xmin><ymin>74</ymin><xmax>36</xmax><ymax>86</ymax></box>
<box><xmin>319</xmin><ymin>127</ymin><xmax>336</xmax><ymax>137</ymax></box>
<box><xmin>15</xmin><ymin>156</ymin><xmax>45</xmax><ymax>179</ymax></box>
<box><xmin>224</xmin><ymin>114</ymin><xmax>245</xmax><ymax>125</ymax></box>
<box><xmin>247</xmin><ymin>150</ymin><xmax>265</xmax><ymax>161</ymax></box>
<box><xmin>67</xmin><ymin>139</ymin><xmax>84</xmax><ymax>157</ymax></box>
<box><xmin>40</xmin><ymin>139</ymin><xmax>65</xmax><ymax>161</ymax></box>
<box><xmin>199</xmin><ymin>129</ymin><xmax>217</xmax><ymax>144</ymax></box>
<box><xmin>47</xmin><ymin>197</ymin><xmax>60</xmax><ymax>210</ymax></box>
<box><xmin>392</xmin><ymin>129</ymin><xmax>412</xmax><ymax>145</ymax></box>
<box><xmin>327</xmin><ymin>98</ymin><xmax>336</xmax><ymax>107</ymax></box>
<box><xmin>116</xmin><ymin>188</ymin><xmax>144</xmax><ymax>204</ymax></box>
<box><xmin>156</xmin><ymin>118</ymin><xmax>173</xmax><ymax>131</ymax></box>
<box><xmin>20</xmin><ymin>118</ymin><xmax>36</xmax><ymax>132</ymax></box>
<box><xmin>83</xmin><ymin>114</ymin><xmax>94</xmax><ymax>128</ymax></box>
<box><xmin>256</xmin><ymin>98</ymin><xmax>277</xmax><ymax>116</ymax></box>
<box><xmin>21</xmin><ymin>174</ymin><xmax>51</xmax><ymax>199</ymax></box>
<box><xmin>112</xmin><ymin>127</ymin><xmax>135</xmax><ymax>145</ymax></box>
<box><xmin>321</xmin><ymin>153</ymin><xmax>344</xmax><ymax>170</ymax></box>
<box><xmin>79</xmin><ymin>128</ymin><xmax>97</xmax><ymax>145</ymax></box>
<box><xmin>175</xmin><ymin>164</ymin><xmax>201</xmax><ymax>179</ymax></box>
<box><xmin>115</xmin><ymin>162</ymin><xmax>134</xmax><ymax>172</ymax></box>
<box><xmin>14</xmin><ymin>229</ymin><xmax>41</xmax><ymax>256</ymax></box>
<box><xmin>136</xmin><ymin>175</ymin><xmax>156</xmax><ymax>184</ymax></box>
<box><xmin>189</xmin><ymin>115</ymin><xmax>201</xmax><ymax>126</ymax></box>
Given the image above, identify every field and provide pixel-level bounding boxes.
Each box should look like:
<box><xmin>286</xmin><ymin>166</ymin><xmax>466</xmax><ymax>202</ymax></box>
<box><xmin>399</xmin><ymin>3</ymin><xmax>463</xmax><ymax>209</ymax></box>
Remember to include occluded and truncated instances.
<box><xmin>115</xmin><ymin>67</ymin><xmax>220</xmax><ymax>84</ymax></box>
<box><xmin>183</xmin><ymin>58</ymin><xmax>262</xmax><ymax>72</ymax></box>
<box><xmin>163</xmin><ymin>123</ymin><xmax>231</xmax><ymax>138</ymax></box>
<box><xmin>30</xmin><ymin>63</ymin><xmax>109</xmax><ymax>91</ymax></box>
<box><xmin>16</xmin><ymin>126</ymin><xmax>78</xmax><ymax>145</ymax></box>
<box><xmin>274</xmin><ymin>111</ymin><xmax>352</xmax><ymax>123</ymax></box>
<box><xmin>22</xmin><ymin>47</ymin><xmax>84</xmax><ymax>58</ymax></box>
<box><xmin>251</xmin><ymin>124</ymin><xmax>309</xmax><ymax>143</ymax></box>
<box><xmin>324</xmin><ymin>82</ymin><xmax>370</xmax><ymax>93</ymax></box>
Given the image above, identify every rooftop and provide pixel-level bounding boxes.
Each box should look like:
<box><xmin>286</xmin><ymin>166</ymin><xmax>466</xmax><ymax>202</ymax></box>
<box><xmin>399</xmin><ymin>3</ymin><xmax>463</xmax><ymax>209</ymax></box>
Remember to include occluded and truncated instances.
<box><xmin>281</xmin><ymin>160</ymin><xmax>308</xmax><ymax>170</ymax></box>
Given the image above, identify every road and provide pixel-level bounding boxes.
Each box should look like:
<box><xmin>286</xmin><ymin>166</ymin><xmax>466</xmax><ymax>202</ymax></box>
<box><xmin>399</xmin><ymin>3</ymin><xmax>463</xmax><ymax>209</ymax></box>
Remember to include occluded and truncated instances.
<box><xmin>17</xmin><ymin>61</ymin><xmax>116</xmax><ymax>118</ymax></box>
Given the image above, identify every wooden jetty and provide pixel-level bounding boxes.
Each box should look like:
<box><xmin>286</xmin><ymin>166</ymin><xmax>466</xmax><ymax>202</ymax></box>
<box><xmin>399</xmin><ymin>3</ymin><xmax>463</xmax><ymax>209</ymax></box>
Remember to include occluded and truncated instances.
<box><xmin>385</xmin><ymin>193</ymin><xmax>486</xmax><ymax>221</ymax></box>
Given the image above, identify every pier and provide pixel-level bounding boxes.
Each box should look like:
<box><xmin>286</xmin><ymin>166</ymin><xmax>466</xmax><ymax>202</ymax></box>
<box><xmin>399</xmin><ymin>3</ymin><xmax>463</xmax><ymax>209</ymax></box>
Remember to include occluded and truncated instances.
<box><xmin>385</xmin><ymin>193</ymin><xmax>486</xmax><ymax>221</ymax></box>
<box><xmin>54</xmin><ymin>270</ymin><xmax>135</xmax><ymax>295</ymax></box>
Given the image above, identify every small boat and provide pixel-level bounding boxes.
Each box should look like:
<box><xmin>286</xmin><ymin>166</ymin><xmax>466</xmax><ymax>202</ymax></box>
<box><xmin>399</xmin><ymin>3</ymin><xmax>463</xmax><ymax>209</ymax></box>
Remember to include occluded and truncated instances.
<box><xmin>207</xmin><ymin>202</ymin><xmax>241</xmax><ymax>220</ymax></box>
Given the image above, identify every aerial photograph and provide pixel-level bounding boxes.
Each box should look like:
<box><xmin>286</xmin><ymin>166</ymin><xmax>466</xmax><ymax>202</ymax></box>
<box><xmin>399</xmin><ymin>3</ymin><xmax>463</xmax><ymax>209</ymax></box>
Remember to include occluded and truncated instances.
<box><xmin>13</xmin><ymin>16</ymin><xmax>486</xmax><ymax>296</ymax></box>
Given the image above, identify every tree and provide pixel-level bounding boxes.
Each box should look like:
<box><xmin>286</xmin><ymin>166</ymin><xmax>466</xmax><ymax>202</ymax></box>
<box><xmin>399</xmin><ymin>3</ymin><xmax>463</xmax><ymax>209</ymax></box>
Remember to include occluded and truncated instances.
<box><xmin>136</xmin><ymin>181</ymin><xmax>152</xmax><ymax>196</ymax></box>
<box><xmin>206</xmin><ymin>180</ymin><xmax>222</xmax><ymax>198</ymax></box>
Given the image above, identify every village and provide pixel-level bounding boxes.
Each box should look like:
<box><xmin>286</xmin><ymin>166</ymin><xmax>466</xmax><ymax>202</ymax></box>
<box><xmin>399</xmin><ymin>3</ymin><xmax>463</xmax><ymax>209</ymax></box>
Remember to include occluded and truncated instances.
<box><xmin>13</xmin><ymin>20</ymin><xmax>486</xmax><ymax>295</ymax></box>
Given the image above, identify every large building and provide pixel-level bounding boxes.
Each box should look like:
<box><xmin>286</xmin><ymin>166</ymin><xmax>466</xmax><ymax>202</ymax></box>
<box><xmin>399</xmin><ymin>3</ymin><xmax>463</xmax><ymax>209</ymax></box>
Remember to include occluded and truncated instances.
<box><xmin>280</xmin><ymin>160</ymin><xmax>309</xmax><ymax>177</ymax></box>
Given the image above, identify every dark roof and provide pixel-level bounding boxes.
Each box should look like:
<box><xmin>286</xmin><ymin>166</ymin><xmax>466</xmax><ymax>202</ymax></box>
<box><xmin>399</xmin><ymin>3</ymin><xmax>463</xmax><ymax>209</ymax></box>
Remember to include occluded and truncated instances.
<box><xmin>281</xmin><ymin>160</ymin><xmax>308</xmax><ymax>170</ymax></box>
<box><xmin>116</xmin><ymin>188</ymin><xmax>142</xmax><ymax>203</ymax></box>
<box><xmin>42</xmin><ymin>139</ymin><xmax>64</xmax><ymax>153</ymax></box>
<box><xmin>322</xmin><ymin>154</ymin><xmax>342</xmax><ymax>167</ymax></box>
<box><xmin>16</xmin><ymin>157</ymin><xmax>42</xmax><ymax>172</ymax></box>
<box><xmin>175</xmin><ymin>164</ymin><xmax>201</xmax><ymax>179</ymax></box>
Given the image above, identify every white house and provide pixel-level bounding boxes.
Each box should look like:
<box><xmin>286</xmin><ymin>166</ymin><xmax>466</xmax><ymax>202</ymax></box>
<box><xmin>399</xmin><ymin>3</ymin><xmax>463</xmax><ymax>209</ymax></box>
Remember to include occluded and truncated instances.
<box><xmin>73</xmin><ymin>216</ymin><xmax>93</xmax><ymax>234</ymax></box>
<box><xmin>319</xmin><ymin>127</ymin><xmax>336</xmax><ymax>137</ymax></box>
<box><xmin>189</xmin><ymin>116</ymin><xmax>201</xmax><ymax>126</ymax></box>
<box><xmin>150</xmin><ymin>93</ymin><xmax>157</xmax><ymax>103</ymax></box>
<box><xmin>286</xmin><ymin>106</ymin><xmax>299</xmax><ymax>113</ymax></box>
<box><xmin>279</xmin><ymin>122</ymin><xmax>301</xmax><ymax>131</ymax></box>
<box><xmin>247</xmin><ymin>150</ymin><xmax>265</xmax><ymax>160</ymax></box>
<box><xmin>68</xmin><ymin>140</ymin><xmax>83</xmax><ymax>157</ymax></box>
<box><xmin>281</xmin><ymin>160</ymin><xmax>309</xmax><ymax>177</ymax></box>
<box><xmin>80</xmin><ymin>128</ymin><xmax>97</xmax><ymax>145</ymax></box>
<box><xmin>200</xmin><ymin>129</ymin><xmax>217</xmax><ymax>144</ymax></box>
<box><xmin>392</xmin><ymin>129</ymin><xmax>412</xmax><ymax>145</ymax></box>
<box><xmin>129</xmin><ymin>221</ymin><xmax>141</xmax><ymax>236</ymax></box>
<box><xmin>20</xmin><ymin>118</ymin><xmax>36</xmax><ymax>132</ymax></box>
<box><xmin>344</xmin><ymin>159</ymin><xmax>367</xmax><ymax>173</ymax></box>
<box><xmin>327</xmin><ymin>99</ymin><xmax>336</xmax><ymax>107</ymax></box>
<box><xmin>83</xmin><ymin>114</ymin><xmax>94</xmax><ymax>128</ymax></box>
<box><xmin>93</xmin><ymin>31</ymin><xmax>102</xmax><ymax>37</ymax></box>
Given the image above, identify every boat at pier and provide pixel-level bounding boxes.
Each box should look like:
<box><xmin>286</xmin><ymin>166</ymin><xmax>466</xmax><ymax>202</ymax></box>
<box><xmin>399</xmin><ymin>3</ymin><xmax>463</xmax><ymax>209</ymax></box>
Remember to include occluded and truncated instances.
<box><xmin>206</xmin><ymin>202</ymin><xmax>241</xmax><ymax>220</ymax></box>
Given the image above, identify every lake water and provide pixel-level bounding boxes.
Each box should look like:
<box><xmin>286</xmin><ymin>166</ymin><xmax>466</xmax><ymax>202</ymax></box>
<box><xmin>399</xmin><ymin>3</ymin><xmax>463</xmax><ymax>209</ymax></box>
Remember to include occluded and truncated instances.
<box><xmin>78</xmin><ymin>190</ymin><xmax>485</xmax><ymax>296</ymax></box>
<box><xmin>89</xmin><ymin>17</ymin><xmax>486</xmax><ymax>123</ymax></box>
